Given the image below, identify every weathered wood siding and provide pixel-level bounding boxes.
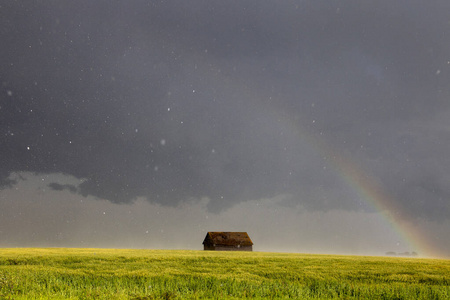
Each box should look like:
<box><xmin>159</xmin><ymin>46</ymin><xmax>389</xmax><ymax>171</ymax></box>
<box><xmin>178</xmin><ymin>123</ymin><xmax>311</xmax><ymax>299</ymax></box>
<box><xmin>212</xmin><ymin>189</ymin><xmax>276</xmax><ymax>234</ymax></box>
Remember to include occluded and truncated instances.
<box><xmin>202</xmin><ymin>232</ymin><xmax>253</xmax><ymax>251</ymax></box>
<box><xmin>203</xmin><ymin>244</ymin><xmax>253</xmax><ymax>251</ymax></box>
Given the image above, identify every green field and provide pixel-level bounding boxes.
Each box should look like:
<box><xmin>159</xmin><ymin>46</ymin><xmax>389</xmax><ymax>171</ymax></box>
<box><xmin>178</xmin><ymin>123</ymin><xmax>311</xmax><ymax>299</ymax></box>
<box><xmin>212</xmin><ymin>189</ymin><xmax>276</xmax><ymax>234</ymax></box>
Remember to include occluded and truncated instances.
<box><xmin>0</xmin><ymin>248</ymin><xmax>449</xmax><ymax>299</ymax></box>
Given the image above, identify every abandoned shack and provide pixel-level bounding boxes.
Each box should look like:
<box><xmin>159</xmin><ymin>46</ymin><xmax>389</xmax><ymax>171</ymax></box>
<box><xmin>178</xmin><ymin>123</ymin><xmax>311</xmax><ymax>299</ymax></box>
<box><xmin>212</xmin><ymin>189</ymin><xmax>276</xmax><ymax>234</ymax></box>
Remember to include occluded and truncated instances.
<box><xmin>202</xmin><ymin>232</ymin><xmax>253</xmax><ymax>251</ymax></box>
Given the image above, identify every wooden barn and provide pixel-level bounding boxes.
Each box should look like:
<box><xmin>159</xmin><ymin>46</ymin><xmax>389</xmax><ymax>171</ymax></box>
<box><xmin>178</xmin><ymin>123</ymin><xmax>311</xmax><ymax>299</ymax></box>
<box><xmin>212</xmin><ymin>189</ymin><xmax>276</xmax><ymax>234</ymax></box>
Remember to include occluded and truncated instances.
<box><xmin>202</xmin><ymin>232</ymin><xmax>253</xmax><ymax>251</ymax></box>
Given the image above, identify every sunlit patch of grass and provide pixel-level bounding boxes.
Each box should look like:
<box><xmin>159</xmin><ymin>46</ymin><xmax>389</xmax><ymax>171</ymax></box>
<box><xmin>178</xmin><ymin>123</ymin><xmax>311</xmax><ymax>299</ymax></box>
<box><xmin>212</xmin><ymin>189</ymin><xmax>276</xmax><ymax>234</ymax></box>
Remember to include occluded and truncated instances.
<box><xmin>0</xmin><ymin>248</ymin><xmax>449</xmax><ymax>299</ymax></box>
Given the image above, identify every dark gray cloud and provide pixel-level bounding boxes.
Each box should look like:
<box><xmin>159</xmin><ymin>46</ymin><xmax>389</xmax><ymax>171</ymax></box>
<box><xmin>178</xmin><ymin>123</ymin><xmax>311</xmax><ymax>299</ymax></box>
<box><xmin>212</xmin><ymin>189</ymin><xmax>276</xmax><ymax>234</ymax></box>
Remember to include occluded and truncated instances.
<box><xmin>1</xmin><ymin>1</ymin><xmax>450</xmax><ymax>220</ymax></box>
<box><xmin>47</xmin><ymin>183</ymin><xmax>78</xmax><ymax>194</ymax></box>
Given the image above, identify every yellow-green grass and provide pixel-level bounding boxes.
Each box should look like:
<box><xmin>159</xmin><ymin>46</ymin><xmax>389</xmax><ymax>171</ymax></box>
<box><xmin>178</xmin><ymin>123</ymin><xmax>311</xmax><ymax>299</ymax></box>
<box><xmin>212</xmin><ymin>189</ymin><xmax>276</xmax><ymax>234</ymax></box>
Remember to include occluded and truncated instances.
<box><xmin>0</xmin><ymin>248</ymin><xmax>449</xmax><ymax>299</ymax></box>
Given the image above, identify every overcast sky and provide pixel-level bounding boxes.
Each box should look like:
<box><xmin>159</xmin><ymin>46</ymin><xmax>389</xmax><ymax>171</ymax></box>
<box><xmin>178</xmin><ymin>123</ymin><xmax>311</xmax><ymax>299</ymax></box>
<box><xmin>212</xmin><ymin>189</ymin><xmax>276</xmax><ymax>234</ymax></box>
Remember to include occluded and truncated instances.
<box><xmin>1</xmin><ymin>1</ymin><xmax>450</xmax><ymax>257</ymax></box>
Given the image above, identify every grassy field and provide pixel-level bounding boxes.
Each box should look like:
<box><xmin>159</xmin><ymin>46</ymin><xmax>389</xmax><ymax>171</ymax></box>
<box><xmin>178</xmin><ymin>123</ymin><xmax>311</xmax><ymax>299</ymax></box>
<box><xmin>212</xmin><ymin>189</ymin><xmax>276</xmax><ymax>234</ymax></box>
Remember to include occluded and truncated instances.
<box><xmin>0</xmin><ymin>248</ymin><xmax>449</xmax><ymax>299</ymax></box>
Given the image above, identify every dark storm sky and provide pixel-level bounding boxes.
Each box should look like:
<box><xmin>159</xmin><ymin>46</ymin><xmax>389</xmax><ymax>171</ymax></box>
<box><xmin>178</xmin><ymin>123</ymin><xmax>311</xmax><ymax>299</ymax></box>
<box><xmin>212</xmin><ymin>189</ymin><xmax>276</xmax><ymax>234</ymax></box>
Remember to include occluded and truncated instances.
<box><xmin>1</xmin><ymin>1</ymin><xmax>450</xmax><ymax>224</ymax></box>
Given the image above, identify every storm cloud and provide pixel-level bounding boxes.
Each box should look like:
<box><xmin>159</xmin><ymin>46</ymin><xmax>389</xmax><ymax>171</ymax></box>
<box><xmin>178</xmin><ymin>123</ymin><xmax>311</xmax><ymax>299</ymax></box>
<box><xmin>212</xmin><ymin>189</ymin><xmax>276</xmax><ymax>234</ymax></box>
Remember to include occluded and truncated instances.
<box><xmin>1</xmin><ymin>1</ymin><xmax>450</xmax><ymax>223</ymax></box>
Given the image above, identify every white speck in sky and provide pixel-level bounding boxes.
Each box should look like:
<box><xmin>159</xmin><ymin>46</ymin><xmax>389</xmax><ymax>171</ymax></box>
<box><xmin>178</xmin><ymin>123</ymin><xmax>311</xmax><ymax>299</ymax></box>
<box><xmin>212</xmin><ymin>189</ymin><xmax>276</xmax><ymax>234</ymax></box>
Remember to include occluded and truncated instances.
<box><xmin>436</xmin><ymin>69</ymin><xmax>441</xmax><ymax>75</ymax></box>
<box><xmin>167</xmin><ymin>107</ymin><xmax>170</xmax><ymax>112</ymax></box>
<box><xmin>135</xmin><ymin>129</ymin><xmax>138</xmax><ymax>133</ymax></box>
<box><xmin>7</xmin><ymin>90</ymin><xmax>12</xmax><ymax>96</ymax></box>
<box><xmin>192</xmin><ymin>89</ymin><xmax>195</xmax><ymax>93</ymax></box>
<box><xmin>160</xmin><ymin>139</ymin><xmax>166</xmax><ymax>146</ymax></box>
<box><xmin>26</xmin><ymin>146</ymin><xmax>30</xmax><ymax>150</ymax></box>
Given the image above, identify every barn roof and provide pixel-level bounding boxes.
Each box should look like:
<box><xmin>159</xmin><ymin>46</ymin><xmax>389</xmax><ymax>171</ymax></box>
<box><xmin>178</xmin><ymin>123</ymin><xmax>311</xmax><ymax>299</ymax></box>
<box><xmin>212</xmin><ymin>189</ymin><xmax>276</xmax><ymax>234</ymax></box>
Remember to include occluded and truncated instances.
<box><xmin>203</xmin><ymin>232</ymin><xmax>253</xmax><ymax>246</ymax></box>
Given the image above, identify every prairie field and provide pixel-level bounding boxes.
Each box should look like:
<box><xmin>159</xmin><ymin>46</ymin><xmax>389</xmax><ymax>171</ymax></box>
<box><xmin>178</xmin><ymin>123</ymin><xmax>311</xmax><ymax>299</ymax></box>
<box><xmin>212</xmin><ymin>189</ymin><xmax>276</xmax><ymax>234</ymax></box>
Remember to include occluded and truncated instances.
<box><xmin>0</xmin><ymin>248</ymin><xmax>449</xmax><ymax>299</ymax></box>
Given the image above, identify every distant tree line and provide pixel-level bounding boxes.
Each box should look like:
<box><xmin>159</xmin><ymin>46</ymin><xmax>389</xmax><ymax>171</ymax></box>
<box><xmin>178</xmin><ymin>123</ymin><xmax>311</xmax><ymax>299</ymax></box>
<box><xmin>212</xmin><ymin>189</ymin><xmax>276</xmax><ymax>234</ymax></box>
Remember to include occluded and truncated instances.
<box><xmin>385</xmin><ymin>251</ymin><xmax>418</xmax><ymax>257</ymax></box>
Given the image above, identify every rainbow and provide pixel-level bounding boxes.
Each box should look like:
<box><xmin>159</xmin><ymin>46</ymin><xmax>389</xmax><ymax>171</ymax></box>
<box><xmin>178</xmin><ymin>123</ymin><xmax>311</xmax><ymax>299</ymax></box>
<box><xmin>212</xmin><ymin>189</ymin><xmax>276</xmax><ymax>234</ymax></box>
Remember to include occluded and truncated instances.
<box><xmin>269</xmin><ymin>102</ymin><xmax>443</xmax><ymax>258</ymax></box>
<box><xmin>186</xmin><ymin>50</ymin><xmax>443</xmax><ymax>258</ymax></box>
<box><xmin>312</xmin><ymin>134</ymin><xmax>442</xmax><ymax>258</ymax></box>
<box><xmin>262</xmin><ymin>100</ymin><xmax>443</xmax><ymax>258</ymax></box>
